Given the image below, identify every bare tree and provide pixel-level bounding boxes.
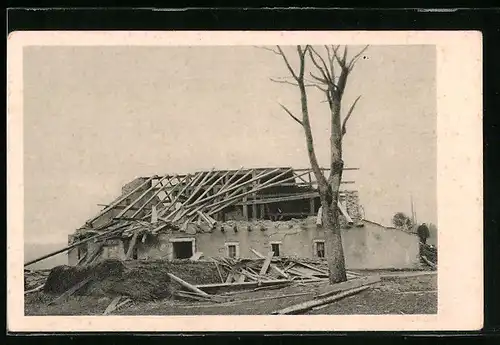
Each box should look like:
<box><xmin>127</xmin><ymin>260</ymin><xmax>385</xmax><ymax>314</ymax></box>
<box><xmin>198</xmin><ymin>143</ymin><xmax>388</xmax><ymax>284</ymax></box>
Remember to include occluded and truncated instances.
<box><xmin>265</xmin><ymin>45</ymin><xmax>368</xmax><ymax>283</ymax></box>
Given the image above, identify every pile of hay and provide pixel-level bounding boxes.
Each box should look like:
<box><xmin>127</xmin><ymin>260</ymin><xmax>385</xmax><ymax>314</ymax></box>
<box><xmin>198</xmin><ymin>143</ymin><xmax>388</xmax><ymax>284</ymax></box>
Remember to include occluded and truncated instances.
<box><xmin>127</xmin><ymin>259</ymin><xmax>227</xmax><ymax>285</ymax></box>
<box><xmin>43</xmin><ymin>259</ymin><xmax>223</xmax><ymax>301</ymax></box>
<box><xmin>44</xmin><ymin>259</ymin><xmax>126</xmax><ymax>294</ymax></box>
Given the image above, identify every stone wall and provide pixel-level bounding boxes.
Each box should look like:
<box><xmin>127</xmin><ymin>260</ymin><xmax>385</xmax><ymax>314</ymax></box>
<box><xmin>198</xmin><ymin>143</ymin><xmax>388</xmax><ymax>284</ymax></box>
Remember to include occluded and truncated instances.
<box><xmin>69</xmin><ymin>218</ymin><xmax>421</xmax><ymax>270</ymax></box>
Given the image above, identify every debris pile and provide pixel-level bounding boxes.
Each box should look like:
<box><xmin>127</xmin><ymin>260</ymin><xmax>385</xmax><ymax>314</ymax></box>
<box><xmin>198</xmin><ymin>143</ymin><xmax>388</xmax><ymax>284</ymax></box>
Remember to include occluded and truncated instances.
<box><xmin>24</xmin><ymin>269</ymin><xmax>51</xmax><ymax>291</ymax></box>
<box><xmin>24</xmin><ymin>253</ymin><xmax>380</xmax><ymax>315</ymax></box>
<box><xmin>38</xmin><ymin>259</ymin><xmax>228</xmax><ymax>304</ymax></box>
<box><xmin>420</xmin><ymin>243</ymin><xmax>437</xmax><ymax>269</ymax></box>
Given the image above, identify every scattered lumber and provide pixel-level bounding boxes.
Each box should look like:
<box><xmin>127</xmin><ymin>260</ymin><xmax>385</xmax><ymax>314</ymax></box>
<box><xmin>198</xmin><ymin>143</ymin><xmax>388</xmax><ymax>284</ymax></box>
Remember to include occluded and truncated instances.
<box><xmin>24</xmin><ymin>284</ymin><xmax>45</xmax><ymax>295</ymax></box>
<box><xmin>379</xmin><ymin>271</ymin><xmax>437</xmax><ymax>280</ymax></box>
<box><xmin>103</xmin><ymin>296</ymin><xmax>122</xmax><ymax>315</ymax></box>
<box><xmin>272</xmin><ymin>285</ymin><xmax>371</xmax><ymax>315</ymax></box>
<box><xmin>315</xmin><ymin>275</ymin><xmax>381</xmax><ymax>299</ymax></box>
<box><xmin>195</xmin><ymin>279</ymin><xmax>291</xmax><ymax>294</ymax></box>
<box><xmin>115</xmin><ymin>298</ymin><xmax>132</xmax><ymax>310</ymax></box>
<box><xmin>187</xmin><ymin>292</ymin><xmax>315</xmax><ymax>308</ymax></box>
<box><xmin>125</xmin><ymin>231</ymin><xmax>139</xmax><ymax>260</ymax></box>
<box><xmin>167</xmin><ymin>272</ymin><xmax>211</xmax><ymax>297</ymax></box>
<box><xmin>175</xmin><ymin>290</ymin><xmax>227</xmax><ymax>303</ymax></box>
<box><xmin>421</xmin><ymin>255</ymin><xmax>437</xmax><ymax>270</ymax></box>
<box><xmin>259</xmin><ymin>251</ymin><xmax>275</xmax><ymax>276</ymax></box>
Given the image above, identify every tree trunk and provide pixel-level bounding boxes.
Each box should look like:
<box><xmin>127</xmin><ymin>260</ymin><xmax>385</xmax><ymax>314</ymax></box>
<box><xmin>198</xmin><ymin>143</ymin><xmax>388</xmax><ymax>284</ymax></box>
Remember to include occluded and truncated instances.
<box><xmin>321</xmin><ymin>198</ymin><xmax>347</xmax><ymax>284</ymax></box>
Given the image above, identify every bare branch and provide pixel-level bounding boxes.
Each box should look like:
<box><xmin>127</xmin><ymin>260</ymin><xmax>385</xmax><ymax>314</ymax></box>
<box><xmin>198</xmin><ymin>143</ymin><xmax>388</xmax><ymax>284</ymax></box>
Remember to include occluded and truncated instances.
<box><xmin>276</xmin><ymin>46</ymin><xmax>299</xmax><ymax>81</ymax></box>
<box><xmin>297</xmin><ymin>46</ymin><xmax>307</xmax><ymax>79</ymax></box>
<box><xmin>342</xmin><ymin>46</ymin><xmax>348</xmax><ymax>65</ymax></box>
<box><xmin>278</xmin><ymin>103</ymin><xmax>304</xmax><ymax>127</ymax></box>
<box><xmin>309</xmin><ymin>72</ymin><xmax>328</xmax><ymax>84</ymax></box>
<box><xmin>270</xmin><ymin>77</ymin><xmax>300</xmax><ymax>86</ymax></box>
<box><xmin>332</xmin><ymin>45</ymin><xmax>348</xmax><ymax>69</ymax></box>
<box><xmin>255</xmin><ymin>46</ymin><xmax>282</xmax><ymax>55</ymax></box>
<box><xmin>272</xmin><ymin>77</ymin><xmax>328</xmax><ymax>92</ymax></box>
<box><xmin>348</xmin><ymin>45</ymin><xmax>369</xmax><ymax>71</ymax></box>
<box><xmin>325</xmin><ymin>45</ymin><xmax>336</xmax><ymax>81</ymax></box>
<box><xmin>341</xmin><ymin>95</ymin><xmax>361</xmax><ymax>137</ymax></box>
<box><xmin>307</xmin><ymin>46</ymin><xmax>333</xmax><ymax>84</ymax></box>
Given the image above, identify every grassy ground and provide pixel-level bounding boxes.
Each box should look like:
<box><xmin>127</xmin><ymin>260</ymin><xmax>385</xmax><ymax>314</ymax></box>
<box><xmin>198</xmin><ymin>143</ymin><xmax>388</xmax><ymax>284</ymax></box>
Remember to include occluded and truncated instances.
<box><xmin>25</xmin><ymin>271</ymin><xmax>437</xmax><ymax>316</ymax></box>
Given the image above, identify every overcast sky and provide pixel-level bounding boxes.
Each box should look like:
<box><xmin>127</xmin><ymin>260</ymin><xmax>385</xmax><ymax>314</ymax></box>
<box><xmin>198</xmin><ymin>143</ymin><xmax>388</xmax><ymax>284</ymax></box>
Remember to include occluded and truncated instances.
<box><xmin>23</xmin><ymin>45</ymin><xmax>436</xmax><ymax>245</ymax></box>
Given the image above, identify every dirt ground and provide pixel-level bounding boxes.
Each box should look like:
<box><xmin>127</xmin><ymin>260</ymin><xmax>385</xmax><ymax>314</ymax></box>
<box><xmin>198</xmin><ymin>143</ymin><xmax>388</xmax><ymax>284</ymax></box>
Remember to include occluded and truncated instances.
<box><xmin>24</xmin><ymin>271</ymin><xmax>437</xmax><ymax>316</ymax></box>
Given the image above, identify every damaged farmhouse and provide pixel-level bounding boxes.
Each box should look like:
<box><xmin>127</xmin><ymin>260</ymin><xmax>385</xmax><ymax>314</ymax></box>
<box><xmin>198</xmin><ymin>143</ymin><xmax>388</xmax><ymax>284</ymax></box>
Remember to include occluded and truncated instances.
<box><xmin>21</xmin><ymin>43</ymin><xmax>440</xmax><ymax>317</ymax></box>
<box><xmin>59</xmin><ymin>167</ymin><xmax>421</xmax><ymax>270</ymax></box>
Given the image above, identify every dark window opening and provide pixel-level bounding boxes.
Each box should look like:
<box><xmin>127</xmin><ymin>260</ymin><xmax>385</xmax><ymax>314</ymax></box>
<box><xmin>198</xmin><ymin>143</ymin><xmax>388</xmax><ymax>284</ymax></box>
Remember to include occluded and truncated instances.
<box><xmin>172</xmin><ymin>241</ymin><xmax>193</xmax><ymax>259</ymax></box>
<box><xmin>316</xmin><ymin>242</ymin><xmax>325</xmax><ymax>258</ymax></box>
<box><xmin>227</xmin><ymin>245</ymin><xmax>237</xmax><ymax>258</ymax></box>
<box><xmin>271</xmin><ymin>243</ymin><xmax>281</xmax><ymax>257</ymax></box>
<box><xmin>132</xmin><ymin>246</ymin><xmax>138</xmax><ymax>260</ymax></box>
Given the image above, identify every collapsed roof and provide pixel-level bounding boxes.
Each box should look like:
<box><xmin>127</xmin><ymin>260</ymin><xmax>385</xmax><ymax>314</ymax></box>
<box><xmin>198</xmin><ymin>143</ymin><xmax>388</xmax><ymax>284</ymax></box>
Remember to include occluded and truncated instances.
<box><xmin>72</xmin><ymin>166</ymin><xmax>359</xmax><ymax>242</ymax></box>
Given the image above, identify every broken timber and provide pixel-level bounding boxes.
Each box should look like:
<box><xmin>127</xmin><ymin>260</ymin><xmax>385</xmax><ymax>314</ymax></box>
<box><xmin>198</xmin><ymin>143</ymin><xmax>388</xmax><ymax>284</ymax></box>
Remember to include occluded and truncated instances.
<box><xmin>272</xmin><ymin>285</ymin><xmax>371</xmax><ymax>315</ymax></box>
<box><xmin>315</xmin><ymin>275</ymin><xmax>381</xmax><ymax>299</ymax></box>
<box><xmin>195</xmin><ymin>279</ymin><xmax>291</xmax><ymax>294</ymax></box>
<box><xmin>167</xmin><ymin>272</ymin><xmax>211</xmax><ymax>297</ymax></box>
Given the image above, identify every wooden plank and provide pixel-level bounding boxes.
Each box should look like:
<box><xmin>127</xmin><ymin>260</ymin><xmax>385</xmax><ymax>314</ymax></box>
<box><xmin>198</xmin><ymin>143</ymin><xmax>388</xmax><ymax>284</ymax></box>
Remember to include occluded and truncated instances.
<box><xmin>251</xmin><ymin>248</ymin><xmax>289</xmax><ymax>279</ymax></box>
<box><xmin>379</xmin><ymin>271</ymin><xmax>437</xmax><ymax>279</ymax></box>
<box><xmin>49</xmin><ymin>275</ymin><xmax>94</xmax><ymax>305</ymax></box>
<box><xmin>259</xmin><ymin>251</ymin><xmax>275</xmax><ymax>276</ymax></box>
<box><xmin>236</xmin><ymin>192</ymin><xmax>320</xmax><ymax>206</ymax></box>
<box><xmin>194</xmin><ymin>292</ymin><xmax>314</xmax><ymax>308</ymax></box>
<box><xmin>158</xmin><ymin>172</ymin><xmax>204</xmax><ymax>217</ymax></box>
<box><xmin>86</xmin><ymin>177</ymin><xmax>154</xmax><ymax>225</ymax></box>
<box><xmin>125</xmin><ymin>231</ymin><xmax>140</xmax><ymax>260</ymax></box>
<box><xmin>76</xmin><ymin>251</ymin><xmax>88</xmax><ymax>266</ymax></box>
<box><xmin>190</xmin><ymin>252</ymin><xmax>203</xmax><ymax>261</ymax></box>
<box><xmin>103</xmin><ymin>296</ymin><xmax>122</xmax><ymax>315</ymax></box>
<box><xmin>24</xmin><ymin>222</ymin><xmax>130</xmax><ymax>267</ymax></box>
<box><xmin>167</xmin><ymin>272</ymin><xmax>211</xmax><ymax>297</ymax></box>
<box><xmin>225</xmin><ymin>273</ymin><xmax>234</xmax><ymax>283</ymax></box>
<box><xmin>181</xmin><ymin>169</ymin><xmax>216</xmax><ymax>206</ymax></box>
<box><xmin>272</xmin><ymin>285</ymin><xmax>371</xmax><ymax>315</ymax></box>
<box><xmin>130</xmin><ymin>175</ymin><xmax>171</xmax><ymax>217</ymax></box>
<box><xmin>24</xmin><ymin>284</ymin><xmax>45</xmax><ymax>295</ymax></box>
<box><xmin>211</xmin><ymin>259</ymin><xmax>224</xmax><ymax>283</ymax></box>
<box><xmin>250</xmin><ymin>248</ymin><xmax>266</xmax><ymax>259</ymax></box>
<box><xmin>193</xmin><ymin>170</ymin><xmax>232</xmax><ymax>203</ymax></box>
<box><xmin>295</xmin><ymin>262</ymin><xmax>329</xmax><ymax>275</ymax></box>
<box><xmin>186</xmin><ymin>168</ymin><xmax>280</xmax><ymax>216</ymax></box>
<box><xmin>175</xmin><ymin>291</ymin><xmax>215</xmax><ymax>302</ymax></box>
<box><xmin>315</xmin><ymin>275</ymin><xmax>381</xmax><ymax>299</ymax></box>
<box><xmin>116</xmin><ymin>176</ymin><xmax>167</xmax><ymax>218</ymax></box>
<box><xmin>316</xmin><ymin>206</ymin><xmax>323</xmax><ymax>226</ymax></box>
<box><xmin>141</xmin><ymin>175</ymin><xmax>188</xmax><ymax>220</ymax></box>
<box><xmin>337</xmin><ymin>201</ymin><xmax>353</xmax><ymax>224</ymax></box>
<box><xmin>115</xmin><ymin>298</ymin><xmax>132</xmax><ymax>310</ymax></box>
<box><xmin>195</xmin><ymin>279</ymin><xmax>291</xmax><ymax>294</ymax></box>
<box><xmin>288</xmin><ymin>267</ymin><xmax>325</xmax><ymax>280</ymax></box>
<box><xmin>83</xmin><ymin>243</ymin><xmax>104</xmax><ymax>265</ymax></box>
<box><xmin>421</xmin><ymin>256</ymin><xmax>437</xmax><ymax>270</ymax></box>
<box><xmin>206</xmin><ymin>170</ymin><xmax>311</xmax><ymax>216</ymax></box>
<box><xmin>184</xmin><ymin>169</ymin><xmax>257</xmax><ymax>217</ymax></box>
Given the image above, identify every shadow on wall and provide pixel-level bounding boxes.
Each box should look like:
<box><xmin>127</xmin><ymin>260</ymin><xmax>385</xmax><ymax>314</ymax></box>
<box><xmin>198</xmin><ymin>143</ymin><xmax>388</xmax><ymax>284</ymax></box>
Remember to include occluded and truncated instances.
<box><xmin>344</xmin><ymin>221</ymin><xmax>421</xmax><ymax>270</ymax></box>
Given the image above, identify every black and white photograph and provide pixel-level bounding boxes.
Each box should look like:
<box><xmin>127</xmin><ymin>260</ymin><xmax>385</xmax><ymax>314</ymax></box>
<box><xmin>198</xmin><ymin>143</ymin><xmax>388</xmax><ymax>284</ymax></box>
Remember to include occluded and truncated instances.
<box><xmin>7</xmin><ymin>31</ymin><xmax>482</xmax><ymax>332</ymax></box>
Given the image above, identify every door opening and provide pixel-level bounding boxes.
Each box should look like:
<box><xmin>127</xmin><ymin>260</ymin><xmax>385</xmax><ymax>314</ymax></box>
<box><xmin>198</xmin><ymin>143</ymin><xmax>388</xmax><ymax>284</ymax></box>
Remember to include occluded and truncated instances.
<box><xmin>172</xmin><ymin>241</ymin><xmax>194</xmax><ymax>259</ymax></box>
